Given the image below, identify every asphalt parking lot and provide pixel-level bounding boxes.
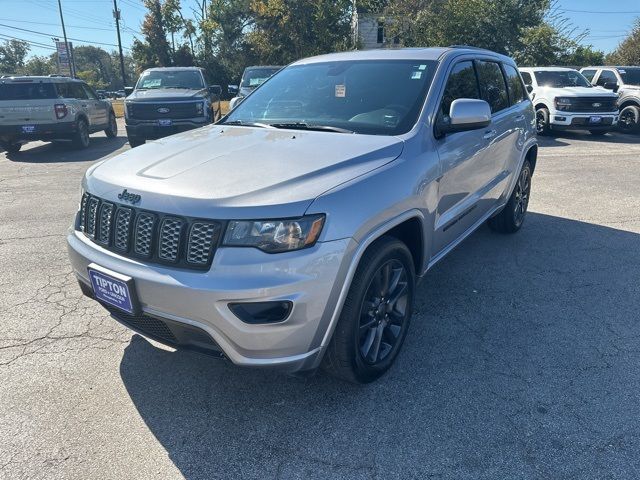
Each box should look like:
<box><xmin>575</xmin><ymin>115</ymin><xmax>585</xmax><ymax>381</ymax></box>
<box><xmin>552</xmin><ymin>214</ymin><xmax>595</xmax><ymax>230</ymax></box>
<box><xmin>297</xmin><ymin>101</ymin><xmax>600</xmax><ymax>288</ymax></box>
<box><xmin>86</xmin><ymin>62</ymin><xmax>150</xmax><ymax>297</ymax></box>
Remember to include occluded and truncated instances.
<box><xmin>1</xmin><ymin>122</ymin><xmax>640</xmax><ymax>479</ymax></box>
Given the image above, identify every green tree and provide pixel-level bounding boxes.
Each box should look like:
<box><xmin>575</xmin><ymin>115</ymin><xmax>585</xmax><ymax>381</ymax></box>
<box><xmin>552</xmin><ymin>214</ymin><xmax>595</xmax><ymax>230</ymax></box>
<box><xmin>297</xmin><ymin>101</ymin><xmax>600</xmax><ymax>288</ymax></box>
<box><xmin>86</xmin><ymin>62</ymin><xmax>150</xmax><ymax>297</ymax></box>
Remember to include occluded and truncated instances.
<box><xmin>72</xmin><ymin>46</ymin><xmax>114</xmax><ymax>87</ymax></box>
<box><xmin>247</xmin><ymin>0</ymin><xmax>353</xmax><ymax>65</ymax></box>
<box><xmin>162</xmin><ymin>0</ymin><xmax>183</xmax><ymax>54</ymax></box>
<box><xmin>139</xmin><ymin>0</ymin><xmax>173</xmax><ymax>67</ymax></box>
<box><xmin>21</xmin><ymin>55</ymin><xmax>56</xmax><ymax>76</ymax></box>
<box><xmin>607</xmin><ymin>19</ymin><xmax>640</xmax><ymax>65</ymax></box>
<box><xmin>0</xmin><ymin>40</ymin><xmax>30</xmax><ymax>75</ymax></box>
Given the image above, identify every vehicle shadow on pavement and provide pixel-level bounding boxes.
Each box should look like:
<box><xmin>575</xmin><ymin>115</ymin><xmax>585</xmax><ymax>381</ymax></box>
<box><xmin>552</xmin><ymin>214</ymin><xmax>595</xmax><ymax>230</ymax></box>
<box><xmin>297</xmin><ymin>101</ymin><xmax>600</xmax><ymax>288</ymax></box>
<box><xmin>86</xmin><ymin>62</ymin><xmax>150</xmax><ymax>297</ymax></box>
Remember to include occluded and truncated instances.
<box><xmin>3</xmin><ymin>137</ymin><xmax>128</xmax><ymax>163</ymax></box>
<box><xmin>119</xmin><ymin>212</ymin><xmax>640</xmax><ymax>479</ymax></box>
<box><xmin>537</xmin><ymin>130</ymin><xmax>640</xmax><ymax>147</ymax></box>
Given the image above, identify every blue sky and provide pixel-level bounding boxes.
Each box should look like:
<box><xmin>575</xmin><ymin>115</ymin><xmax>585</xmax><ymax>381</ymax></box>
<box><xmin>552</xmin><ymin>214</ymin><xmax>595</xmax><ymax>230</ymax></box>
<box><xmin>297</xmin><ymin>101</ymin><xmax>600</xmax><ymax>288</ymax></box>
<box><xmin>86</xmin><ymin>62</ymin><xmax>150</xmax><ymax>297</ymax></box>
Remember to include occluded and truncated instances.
<box><xmin>1</xmin><ymin>0</ymin><xmax>639</xmax><ymax>58</ymax></box>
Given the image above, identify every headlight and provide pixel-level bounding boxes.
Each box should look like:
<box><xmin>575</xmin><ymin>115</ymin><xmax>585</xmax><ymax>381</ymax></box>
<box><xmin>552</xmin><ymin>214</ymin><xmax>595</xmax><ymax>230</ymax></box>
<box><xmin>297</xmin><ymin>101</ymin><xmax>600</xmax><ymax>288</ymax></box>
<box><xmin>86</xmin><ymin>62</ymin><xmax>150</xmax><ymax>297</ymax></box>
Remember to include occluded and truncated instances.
<box><xmin>555</xmin><ymin>97</ymin><xmax>572</xmax><ymax>111</ymax></box>
<box><xmin>223</xmin><ymin>215</ymin><xmax>325</xmax><ymax>253</ymax></box>
<box><xmin>196</xmin><ymin>101</ymin><xmax>205</xmax><ymax>116</ymax></box>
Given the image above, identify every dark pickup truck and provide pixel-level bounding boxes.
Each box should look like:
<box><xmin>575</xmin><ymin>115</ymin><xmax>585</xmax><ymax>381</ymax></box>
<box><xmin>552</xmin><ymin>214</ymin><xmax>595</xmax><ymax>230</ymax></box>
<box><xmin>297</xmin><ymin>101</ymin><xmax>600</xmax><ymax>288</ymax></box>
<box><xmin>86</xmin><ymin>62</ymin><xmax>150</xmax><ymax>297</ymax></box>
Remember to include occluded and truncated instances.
<box><xmin>124</xmin><ymin>67</ymin><xmax>222</xmax><ymax>147</ymax></box>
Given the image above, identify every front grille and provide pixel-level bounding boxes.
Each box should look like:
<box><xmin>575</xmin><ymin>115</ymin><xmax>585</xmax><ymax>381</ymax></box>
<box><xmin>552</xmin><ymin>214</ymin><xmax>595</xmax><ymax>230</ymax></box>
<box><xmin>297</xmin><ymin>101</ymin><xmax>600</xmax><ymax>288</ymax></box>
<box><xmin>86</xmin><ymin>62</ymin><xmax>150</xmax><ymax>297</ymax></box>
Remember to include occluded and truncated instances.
<box><xmin>565</xmin><ymin>97</ymin><xmax>617</xmax><ymax>113</ymax></box>
<box><xmin>129</xmin><ymin>102</ymin><xmax>201</xmax><ymax>120</ymax></box>
<box><xmin>77</xmin><ymin>193</ymin><xmax>222</xmax><ymax>270</ymax></box>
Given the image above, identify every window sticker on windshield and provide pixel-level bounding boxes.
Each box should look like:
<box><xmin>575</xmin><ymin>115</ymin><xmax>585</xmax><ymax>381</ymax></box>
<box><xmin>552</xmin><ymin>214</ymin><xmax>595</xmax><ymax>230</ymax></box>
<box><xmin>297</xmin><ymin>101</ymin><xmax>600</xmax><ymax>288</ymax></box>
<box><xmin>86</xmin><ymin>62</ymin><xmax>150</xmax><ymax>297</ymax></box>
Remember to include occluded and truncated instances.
<box><xmin>411</xmin><ymin>71</ymin><xmax>422</xmax><ymax>80</ymax></box>
<box><xmin>143</xmin><ymin>79</ymin><xmax>161</xmax><ymax>88</ymax></box>
<box><xmin>418</xmin><ymin>64</ymin><xmax>427</xmax><ymax>71</ymax></box>
<box><xmin>619</xmin><ymin>69</ymin><xmax>626</xmax><ymax>74</ymax></box>
<box><xmin>335</xmin><ymin>84</ymin><xmax>346</xmax><ymax>97</ymax></box>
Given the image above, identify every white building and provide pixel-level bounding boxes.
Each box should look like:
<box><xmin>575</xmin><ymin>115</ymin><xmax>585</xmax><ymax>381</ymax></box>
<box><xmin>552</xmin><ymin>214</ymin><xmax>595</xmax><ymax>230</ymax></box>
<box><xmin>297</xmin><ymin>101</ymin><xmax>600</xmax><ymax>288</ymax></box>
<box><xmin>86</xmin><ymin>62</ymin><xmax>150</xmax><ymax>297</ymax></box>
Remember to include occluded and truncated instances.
<box><xmin>355</xmin><ymin>10</ymin><xmax>400</xmax><ymax>50</ymax></box>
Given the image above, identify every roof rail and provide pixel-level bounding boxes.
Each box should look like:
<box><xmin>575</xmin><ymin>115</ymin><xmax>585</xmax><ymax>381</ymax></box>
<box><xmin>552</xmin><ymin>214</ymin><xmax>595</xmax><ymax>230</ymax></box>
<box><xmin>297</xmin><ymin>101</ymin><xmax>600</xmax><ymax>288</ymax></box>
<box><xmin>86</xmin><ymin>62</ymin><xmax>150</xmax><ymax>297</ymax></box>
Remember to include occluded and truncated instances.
<box><xmin>448</xmin><ymin>45</ymin><xmax>487</xmax><ymax>51</ymax></box>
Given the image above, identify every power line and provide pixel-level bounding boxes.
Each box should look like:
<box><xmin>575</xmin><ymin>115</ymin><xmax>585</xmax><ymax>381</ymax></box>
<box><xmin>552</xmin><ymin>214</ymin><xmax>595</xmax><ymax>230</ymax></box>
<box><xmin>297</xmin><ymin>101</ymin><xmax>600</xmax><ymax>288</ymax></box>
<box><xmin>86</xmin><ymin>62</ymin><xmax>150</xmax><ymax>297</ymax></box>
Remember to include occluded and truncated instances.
<box><xmin>0</xmin><ymin>18</ymin><xmax>117</xmax><ymax>32</ymax></box>
<box><xmin>0</xmin><ymin>33</ymin><xmax>57</xmax><ymax>51</ymax></box>
<box><xmin>558</xmin><ymin>8</ymin><xmax>640</xmax><ymax>15</ymax></box>
<box><xmin>0</xmin><ymin>23</ymin><xmax>131</xmax><ymax>49</ymax></box>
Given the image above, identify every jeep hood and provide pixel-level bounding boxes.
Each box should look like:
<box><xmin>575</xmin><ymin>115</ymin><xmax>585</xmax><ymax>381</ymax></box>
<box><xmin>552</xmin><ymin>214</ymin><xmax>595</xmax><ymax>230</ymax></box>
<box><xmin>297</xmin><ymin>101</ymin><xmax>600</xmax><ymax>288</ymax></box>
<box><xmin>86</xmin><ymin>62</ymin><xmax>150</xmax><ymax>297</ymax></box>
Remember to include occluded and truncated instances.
<box><xmin>126</xmin><ymin>88</ymin><xmax>206</xmax><ymax>102</ymax></box>
<box><xmin>86</xmin><ymin>125</ymin><xmax>404</xmax><ymax>219</ymax></box>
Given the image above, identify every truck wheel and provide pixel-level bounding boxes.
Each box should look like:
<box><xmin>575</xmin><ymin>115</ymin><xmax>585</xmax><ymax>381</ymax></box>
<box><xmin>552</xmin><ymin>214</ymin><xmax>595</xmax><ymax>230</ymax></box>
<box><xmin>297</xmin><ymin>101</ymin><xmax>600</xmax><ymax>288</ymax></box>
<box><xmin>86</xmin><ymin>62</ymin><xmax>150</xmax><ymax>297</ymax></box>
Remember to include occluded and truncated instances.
<box><xmin>323</xmin><ymin>236</ymin><xmax>415</xmax><ymax>383</ymax></box>
<box><xmin>619</xmin><ymin>105</ymin><xmax>640</xmax><ymax>133</ymax></box>
<box><xmin>488</xmin><ymin>160</ymin><xmax>532</xmax><ymax>234</ymax></box>
<box><xmin>72</xmin><ymin>119</ymin><xmax>90</xmax><ymax>149</ymax></box>
<box><xmin>128</xmin><ymin>136</ymin><xmax>145</xmax><ymax>148</ymax></box>
<box><xmin>535</xmin><ymin>107</ymin><xmax>550</xmax><ymax>136</ymax></box>
<box><xmin>105</xmin><ymin>112</ymin><xmax>118</xmax><ymax>138</ymax></box>
<box><xmin>1</xmin><ymin>141</ymin><xmax>22</xmax><ymax>154</ymax></box>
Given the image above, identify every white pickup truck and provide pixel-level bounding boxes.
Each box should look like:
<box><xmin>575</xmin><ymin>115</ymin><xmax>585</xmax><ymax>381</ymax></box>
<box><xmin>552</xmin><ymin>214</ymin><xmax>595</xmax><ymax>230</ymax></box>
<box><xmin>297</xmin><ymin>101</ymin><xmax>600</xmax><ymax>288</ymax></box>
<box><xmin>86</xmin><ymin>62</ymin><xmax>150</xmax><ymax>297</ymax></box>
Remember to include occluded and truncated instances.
<box><xmin>519</xmin><ymin>67</ymin><xmax>619</xmax><ymax>136</ymax></box>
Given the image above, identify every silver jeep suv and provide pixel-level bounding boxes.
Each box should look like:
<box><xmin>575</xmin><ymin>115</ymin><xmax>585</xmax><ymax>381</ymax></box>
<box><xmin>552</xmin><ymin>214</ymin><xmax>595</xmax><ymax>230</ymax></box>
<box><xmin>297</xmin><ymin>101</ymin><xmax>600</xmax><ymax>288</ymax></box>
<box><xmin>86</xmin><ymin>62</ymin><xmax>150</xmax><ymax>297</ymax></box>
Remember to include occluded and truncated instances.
<box><xmin>67</xmin><ymin>47</ymin><xmax>537</xmax><ymax>383</ymax></box>
<box><xmin>0</xmin><ymin>76</ymin><xmax>117</xmax><ymax>153</ymax></box>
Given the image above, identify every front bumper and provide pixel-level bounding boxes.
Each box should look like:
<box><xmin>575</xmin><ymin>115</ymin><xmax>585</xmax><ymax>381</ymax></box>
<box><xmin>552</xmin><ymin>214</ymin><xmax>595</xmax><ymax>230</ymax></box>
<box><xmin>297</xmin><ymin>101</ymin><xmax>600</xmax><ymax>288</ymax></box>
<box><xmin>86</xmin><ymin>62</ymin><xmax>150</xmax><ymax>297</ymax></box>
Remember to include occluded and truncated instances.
<box><xmin>67</xmin><ymin>229</ymin><xmax>354</xmax><ymax>373</ymax></box>
<box><xmin>0</xmin><ymin>120</ymin><xmax>77</xmax><ymax>142</ymax></box>
<box><xmin>125</xmin><ymin>118</ymin><xmax>209</xmax><ymax>140</ymax></box>
<box><xmin>549</xmin><ymin>111</ymin><xmax>618</xmax><ymax>130</ymax></box>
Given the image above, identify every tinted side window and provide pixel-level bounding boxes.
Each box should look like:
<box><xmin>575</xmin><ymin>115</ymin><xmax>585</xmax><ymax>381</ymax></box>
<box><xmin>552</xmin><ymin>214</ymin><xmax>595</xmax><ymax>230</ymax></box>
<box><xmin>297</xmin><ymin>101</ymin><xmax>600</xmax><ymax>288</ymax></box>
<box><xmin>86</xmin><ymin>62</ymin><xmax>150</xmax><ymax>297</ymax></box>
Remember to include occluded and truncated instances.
<box><xmin>503</xmin><ymin>64</ymin><xmax>527</xmax><ymax>105</ymax></box>
<box><xmin>475</xmin><ymin>61</ymin><xmax>509</xmax><ymax>113</ymax></box>
<box><xmin>70</xmin><ymin>83</ymin><xmax>88</xmax><ymax>99</ymax></box>
<box><xmin>596</xmin><ymin>70</ymin><xmax>617</xmax><ymax>86</ymax></box>
<box><xmin>581</xmin><ymin>69</ymin><xmax>597</xmax><ymax>82</ymax></box>
<box><xmin>82</xmin><ymin>84</ymin><xmax>98</xmax><ymax>100</ymax></box>
<box><xmin>440</xmin><ymin>61</ymin><xmax>480</xmax><ymax>116</ymax></box>
<box><xmin>520</xmin><ymin>71</ymin><xmax>533</xmax><ymax>86</ymax></box>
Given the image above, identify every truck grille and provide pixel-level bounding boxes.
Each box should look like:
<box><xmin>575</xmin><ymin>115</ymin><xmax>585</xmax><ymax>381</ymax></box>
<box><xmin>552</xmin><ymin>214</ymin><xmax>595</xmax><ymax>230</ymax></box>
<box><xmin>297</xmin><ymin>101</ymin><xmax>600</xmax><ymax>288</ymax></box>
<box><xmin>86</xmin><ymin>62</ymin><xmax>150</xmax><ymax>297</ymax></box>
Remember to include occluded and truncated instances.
<box><xmin>567</xmin><ymin>97</ymin><xmax>617</xmax><ymax>113</ymax></box>
<box><xmin>128</xmin><ymin>102</ymin><xmax>201</xmax><ymax>120</ymax></box>
<box><xmin>77</xmin><ymin>193</ymin><xmax>222</xmax><ymax>270</ymax></box>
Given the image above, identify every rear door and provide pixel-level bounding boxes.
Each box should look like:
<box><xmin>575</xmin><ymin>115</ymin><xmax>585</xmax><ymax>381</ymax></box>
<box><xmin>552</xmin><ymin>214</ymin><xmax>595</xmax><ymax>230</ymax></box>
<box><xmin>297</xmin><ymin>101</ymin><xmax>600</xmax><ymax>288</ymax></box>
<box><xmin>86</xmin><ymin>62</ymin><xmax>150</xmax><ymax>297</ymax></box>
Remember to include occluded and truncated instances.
<box><xmin>0</xmin><ymin>80</ymin><xmax>57</xmax><ymax>128</ymax></box>
<box><xmin>68</xmin><ymin>82</ymin><xmax>94</xmax><ymax>125</ymax></box>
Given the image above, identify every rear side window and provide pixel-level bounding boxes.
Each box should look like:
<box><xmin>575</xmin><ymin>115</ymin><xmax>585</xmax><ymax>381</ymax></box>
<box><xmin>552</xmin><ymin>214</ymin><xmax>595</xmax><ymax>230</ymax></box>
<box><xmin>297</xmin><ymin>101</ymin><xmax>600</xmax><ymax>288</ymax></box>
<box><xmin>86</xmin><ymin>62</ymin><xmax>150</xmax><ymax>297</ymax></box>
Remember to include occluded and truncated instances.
<box><xmin>596</xmin><ymin>69</ymin><xmax>617</xmax><ymax>86</ymax></box>
<box><xmin>520</xmin><ymin>71</ymin><xmax>533</xmax><ymax>86</ymax></box>
<box><xmin>0</xmin><ymin>82</ymin><xmax>57</xmax><ymax>100</ymax></box>
<box><xmin>581</xmin><ymin>69</ymin><xmax>597</xmax><ymax>82</ymax></box>
<box><xmin>475</xmin><ymin>61</ymin><xmax>509</xmax><ymax>113</ymax></box>
<box><xmin>69</xmin><ymin>83</ymin><xmax>88</xmax><ymax>99</ymax></box>
<box><xmin>440</xmin><ymin>61</ymin><xmax>480</xmax><ymax>116</ymax></box>
<box><xmin>83</xmin><ymin>84</ymin><xmax>98</xmax><ymax>100</ymax></box>
<box><xmin>503</xmin><ymin>64</ymin><xmax>528</xmax><ymax>105</ymax></box>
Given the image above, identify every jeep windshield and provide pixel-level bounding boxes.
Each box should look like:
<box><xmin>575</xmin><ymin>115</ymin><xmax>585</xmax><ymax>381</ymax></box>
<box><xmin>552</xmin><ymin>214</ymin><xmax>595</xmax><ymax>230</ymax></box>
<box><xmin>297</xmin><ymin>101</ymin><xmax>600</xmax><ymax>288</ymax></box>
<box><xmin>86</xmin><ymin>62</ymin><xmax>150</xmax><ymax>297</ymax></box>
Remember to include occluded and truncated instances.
<box><xmin>241</xmin><ymin>67</ymin><xmax>281</xmax><ymax>88</ymax></box>
<box><xmin>533</xmin><ymin>70</ymin><xmax>591</xmax><ymax>88</ymax></box>
<box><xmin>136</xmin><ymin>70</ymin><xmax>204</xmax><ymax>90</ymax></box>
<box><xmin>619</xmin><ymin>67</ymin><xmax>640</xmax><ymax>86</ymax></box>
<box><xmin>224</xmin><ymin>60</ymin><xmax>437</xmax><ymax>135</ymax></box>
<box><xmin>0</xmin><ymin>82</ymin><xmax>57</xmax><ymax>100</ymax></box>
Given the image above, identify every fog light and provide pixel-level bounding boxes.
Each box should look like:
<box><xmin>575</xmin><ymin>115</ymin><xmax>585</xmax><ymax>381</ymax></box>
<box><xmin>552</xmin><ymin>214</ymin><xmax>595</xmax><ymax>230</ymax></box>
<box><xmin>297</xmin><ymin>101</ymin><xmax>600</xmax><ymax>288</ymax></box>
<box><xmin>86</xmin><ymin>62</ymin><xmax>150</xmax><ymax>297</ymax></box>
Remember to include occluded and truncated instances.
<box><xmin>554</xmin><ymin>116</ymin><xmax>567</xmax><ymax>121</ymax></box>
<box><xmin>229</xmin><ymin>301</ymin><xmax>292</xmax><ymax>324</ymax></box>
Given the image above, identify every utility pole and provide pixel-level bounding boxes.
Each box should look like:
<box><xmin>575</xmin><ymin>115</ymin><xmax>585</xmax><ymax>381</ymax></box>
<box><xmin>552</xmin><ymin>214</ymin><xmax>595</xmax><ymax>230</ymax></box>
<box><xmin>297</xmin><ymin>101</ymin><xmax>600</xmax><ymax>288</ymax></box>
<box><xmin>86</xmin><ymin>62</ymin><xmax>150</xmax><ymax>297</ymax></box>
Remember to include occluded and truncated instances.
<box><xmin>113</xmin><ymin>0</ymin><xmax>127</xmax><ymax>88</ymax></box>
<box><xmin>57</xmin><ymin>0</ymin><xmax>75</xmax><ymax>77</ymax></box>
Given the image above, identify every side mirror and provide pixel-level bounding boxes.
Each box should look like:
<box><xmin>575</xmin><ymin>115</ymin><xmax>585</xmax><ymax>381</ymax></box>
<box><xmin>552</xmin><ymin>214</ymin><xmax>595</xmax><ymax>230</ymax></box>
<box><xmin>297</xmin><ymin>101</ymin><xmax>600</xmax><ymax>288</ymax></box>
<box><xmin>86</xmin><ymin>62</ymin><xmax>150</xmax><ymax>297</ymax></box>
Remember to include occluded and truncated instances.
<box><xmin>209</xmin><ymin>84</ymin><xmax>222</xmax><ymax>96</ymax></box>
<box><xmin>437</xmin><ymin>99</ymin><xmax>491</xmax><ymax>137</ymax></box>
<box><xmin>229</xmin><ymin>96</ymin><xmax>242</xmax><ymax>110</ymax></box>
<box><xmin>227</xmin><ymin>84</ymin><xmax>239</xmax><ymax>95</ymax></box>
<box><xmin>525</xmin><ymin>84</ymin><xmax>533</xmax><ymax>94</ymax></box>
<box><xmin>124</xmin><ymin>86</ymin><xmax>134</xmax><ymax>97</ymax></box>
<box><xmin>603</xmin><ymin>82</ymin><xmax>619</xmax><ymax>93</ymax></box>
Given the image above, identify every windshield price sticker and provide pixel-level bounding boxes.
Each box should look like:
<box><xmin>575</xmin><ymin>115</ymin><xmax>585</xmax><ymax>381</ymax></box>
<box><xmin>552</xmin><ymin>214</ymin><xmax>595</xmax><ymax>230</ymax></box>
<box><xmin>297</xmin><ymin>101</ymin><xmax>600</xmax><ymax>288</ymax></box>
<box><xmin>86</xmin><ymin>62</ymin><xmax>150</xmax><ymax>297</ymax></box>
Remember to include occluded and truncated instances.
<box><xmin>411</xmin><ymin>71</ymin><xmax>423</xmax><ymax>80</ymax></box>
<box><xmin>335</xmin><ymin>84</ymin><xmax>346</xmax><ymax>97</ymax></box>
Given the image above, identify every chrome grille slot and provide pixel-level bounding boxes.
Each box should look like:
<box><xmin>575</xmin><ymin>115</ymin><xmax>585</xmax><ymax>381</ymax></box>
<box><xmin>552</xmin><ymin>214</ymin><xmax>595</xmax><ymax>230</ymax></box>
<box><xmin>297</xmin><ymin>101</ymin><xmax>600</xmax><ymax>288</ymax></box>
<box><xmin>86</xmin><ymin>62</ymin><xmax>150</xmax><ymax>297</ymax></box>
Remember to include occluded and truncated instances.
<box><xmin>114</xmin><ymin>208</ymin><xmax>132</xmax><ymax>251</ymax></box>
<box><xmin>79</xmin><ymin>192</ymin><xmax>89</xmax><ymax>232</ymax></box>
<box><xmin>158</xmin><ymin>218</ymin><xmax>183</xmax><ymax>262</ymax></box>
<box><xmin>76</xmin><ymin>193</ymin><xmax>220</xmax><ymax>269</ymax></box>
<box><xmin>97</xmin><ymin>202</ymin><xmax>114</xmax><ymax>245</ymax></box>
<box><xmin>187</xmin><ymin>222</ymin><xmax>218</xmax><ymax>265</ymax></box>
<box><xmin>86</xmin><ymin>197</ymin><xmax>100</xmax><ymax>238</ymax></box>
<box><xmin>134</xmin><ymin>212</ymin><xmax>156</xmax><ymax>257</ymax></box>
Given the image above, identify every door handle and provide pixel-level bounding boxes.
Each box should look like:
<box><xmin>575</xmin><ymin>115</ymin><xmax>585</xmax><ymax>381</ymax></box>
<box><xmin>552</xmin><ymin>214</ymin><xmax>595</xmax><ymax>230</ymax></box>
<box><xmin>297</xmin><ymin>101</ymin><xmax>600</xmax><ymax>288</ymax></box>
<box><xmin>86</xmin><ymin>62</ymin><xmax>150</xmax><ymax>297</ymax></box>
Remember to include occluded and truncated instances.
<box><xmin>483</xmin><ymin>129</ymin><xmax>497</xmax><ymax>140</ymax></box>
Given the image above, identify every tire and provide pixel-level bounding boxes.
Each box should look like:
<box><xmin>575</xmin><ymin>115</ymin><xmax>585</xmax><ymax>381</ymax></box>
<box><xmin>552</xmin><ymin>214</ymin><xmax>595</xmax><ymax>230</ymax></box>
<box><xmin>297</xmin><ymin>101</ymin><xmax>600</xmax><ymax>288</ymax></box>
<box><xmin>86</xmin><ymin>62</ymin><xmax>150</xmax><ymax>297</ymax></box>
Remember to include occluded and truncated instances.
<box><xmin>1</xmin><ymin>141</ymin><xmax>21</xmax><ymax>154</ymax></box>
<box><xmin>323</xmin><ymin>236</ymin><xmax>415</xmax><ymax>384</ymax></box>
<box><xmin>535</xmin><ymin>107</ymin><xmax>550</xmax><ymax>136</ymax></box>
<box><xmin>72</xmin><ymin>118</ymin><xmax>90</xmax><ymax>149</ymax></box>
<box><xmin>488</xmin><ymin>160</ymin><xmax>532</xmax><ymax>234</ymax></box>
<box><xmin>589</xmin><ymin>130</ymin><xmax>608</xmax><ymax>136</ymax></box>
<box><xmin>105</xmin><ymin>112</ymin><xmax>117</xmax><ymax>138</ymax></box>
<box><xmin>619</xmin><ymin>105</ymin><xmax>640</xmax><ymax>133</ymax></box>
<box><xmin>128</xmin><ymin>136</ymin><xmax>145</xmax><ymax>148</ymax></box>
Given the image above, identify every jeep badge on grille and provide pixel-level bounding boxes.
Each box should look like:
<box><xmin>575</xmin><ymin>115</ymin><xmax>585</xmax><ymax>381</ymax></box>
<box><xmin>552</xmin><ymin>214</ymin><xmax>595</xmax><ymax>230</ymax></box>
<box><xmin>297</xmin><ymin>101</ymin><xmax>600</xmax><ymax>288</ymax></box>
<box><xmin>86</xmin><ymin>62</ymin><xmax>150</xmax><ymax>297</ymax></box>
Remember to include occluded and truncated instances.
<box><xmin>118</xmin><ymin>189</ymin><xmax>141</xmax><ymax>205</ymax></box>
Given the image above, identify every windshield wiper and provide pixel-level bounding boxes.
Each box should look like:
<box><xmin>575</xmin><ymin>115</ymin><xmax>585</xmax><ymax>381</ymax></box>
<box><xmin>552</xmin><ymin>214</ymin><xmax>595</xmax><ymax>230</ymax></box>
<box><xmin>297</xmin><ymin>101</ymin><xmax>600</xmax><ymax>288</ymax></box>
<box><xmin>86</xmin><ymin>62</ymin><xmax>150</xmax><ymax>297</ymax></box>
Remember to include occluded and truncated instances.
<box><xmin>221</xmin><ymin>120</ymin><xmax>276</xmax><ymax>129</ymax></box>
<box><xmin>270</xmin><ymin>122</ymin><xmax>354</xmax><ymax>134</ymax></box>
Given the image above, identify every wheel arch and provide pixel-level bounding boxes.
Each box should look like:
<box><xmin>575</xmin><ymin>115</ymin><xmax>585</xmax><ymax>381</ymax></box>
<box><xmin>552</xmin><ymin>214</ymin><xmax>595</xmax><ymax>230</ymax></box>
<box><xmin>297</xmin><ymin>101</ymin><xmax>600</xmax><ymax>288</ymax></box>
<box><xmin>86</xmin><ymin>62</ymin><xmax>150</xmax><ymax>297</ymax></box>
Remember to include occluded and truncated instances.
<box><xmin>534</xmin><ymin>102</ymin><xmax>550</xmax><ymax>111</ymax></box>
<box><xmin>525</xmin><ymin>144</ymin><xmax>538</xmax><ymax>176</ymax></box>
<box><xmin>619</xmin><ymin>98</ymin><xmax>640</xmax><ymax>110</ymax></box>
